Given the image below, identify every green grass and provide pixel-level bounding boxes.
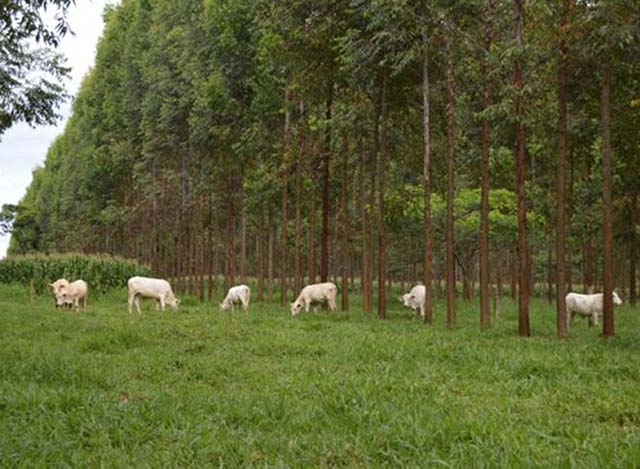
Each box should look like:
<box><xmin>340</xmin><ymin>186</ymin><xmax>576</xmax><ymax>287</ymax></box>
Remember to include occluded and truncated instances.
<box><xmin>1</xmin><ymin>283</ymin><xmax>639</xmax><ymax>467</ymax></box>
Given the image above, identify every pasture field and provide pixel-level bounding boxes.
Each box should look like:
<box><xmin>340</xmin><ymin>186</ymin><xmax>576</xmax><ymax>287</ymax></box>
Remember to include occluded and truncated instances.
<box><xmin>0</xmin><ymin>283</ymin><xmax>639</xmax><ymax>467</ymax></box>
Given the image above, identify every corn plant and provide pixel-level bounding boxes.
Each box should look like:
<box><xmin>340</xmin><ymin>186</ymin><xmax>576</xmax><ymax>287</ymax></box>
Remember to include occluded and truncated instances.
<box><xmin>0</xmin><ymin>253</ymin><xmax>151</xmax><ymax>294</ymax></box>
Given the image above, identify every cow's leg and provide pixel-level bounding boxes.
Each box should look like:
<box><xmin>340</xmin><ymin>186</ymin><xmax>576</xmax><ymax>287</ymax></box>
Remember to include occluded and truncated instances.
<box><xmin>592</xmin><ymin>312</ymin><xmax>599</xmax><ymax>326</ymax></box>
<box><xmin>305</xmin><ymin>301</ymin><xmax>311</xmax><ymax>313</ymax></box>
<box><xmin>128</xmin><ymin>293</ymin><xmax>134</xmax><ymax>315</ymax></box>
<box><xmin>328</xmin><ymin>297</ymin><xmax>337</xmax><ymax>312</ymax></box>
<box><xmin>159</xmin><ymin>296</ymin><xmax>166</xmax><ymax>311</ymax></box>
<box><xmin>135</xmin><ymin>296</ymin><xmax>142</xmax><ymax>314</ymax></box>
<box><xmin>242</xmin><ymin>299</ymin><xmax>248</xmax><ymax>312</ymax></box>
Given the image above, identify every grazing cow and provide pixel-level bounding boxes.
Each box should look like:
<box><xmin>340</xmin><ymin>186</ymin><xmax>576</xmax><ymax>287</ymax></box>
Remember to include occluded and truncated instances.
<box><xmin>220</xmin><ymin>284</ymin><xmax>251</xmax><ymax>312</ymax></box>
<box><xmin>53</xmin><ymin>279</ymin><xmax>88</xmax><ymax>311</ymax></box>
<box><xmin>566</xmin><ymin>291</ymin><xmax>623</xmax><ymax>329</ymax></box>
<box><xmin>290</xmin><ymin>282</ymin><xmax>337</xmax><ymax>317</ymax></box>
<box><xmin>127</xmin><ymin>276</ymin><xmax>180</xmax><ymax>314</ymax></box>
<box><xmin>399</xmin><ymin>285</ymin><xmax>426</xmax><ymax>318</ymax></box>
<box><xmin>49</xmin><ymin>279</ymin><xmax>71</xmax><ymax>308</ymax></box>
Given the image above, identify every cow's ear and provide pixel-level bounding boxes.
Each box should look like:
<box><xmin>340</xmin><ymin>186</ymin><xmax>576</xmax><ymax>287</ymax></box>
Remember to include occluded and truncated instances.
<box><xmin>48</xmin><ymin>282</ymin><xmax>54</xmax><ymax>287</ymax></box>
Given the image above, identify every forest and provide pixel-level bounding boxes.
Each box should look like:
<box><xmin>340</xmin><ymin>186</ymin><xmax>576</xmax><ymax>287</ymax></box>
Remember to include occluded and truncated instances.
<box><xmin>5</xmin><ymin>0</ymin><xmax>640</xmax><ymax>336</ymax></box>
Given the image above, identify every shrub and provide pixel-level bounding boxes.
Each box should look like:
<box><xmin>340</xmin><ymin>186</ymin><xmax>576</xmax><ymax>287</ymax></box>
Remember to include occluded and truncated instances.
<box><xmin>0</xmin><ymin>253</ymin><xmax>151</xmax><ymax>294</ymax></box>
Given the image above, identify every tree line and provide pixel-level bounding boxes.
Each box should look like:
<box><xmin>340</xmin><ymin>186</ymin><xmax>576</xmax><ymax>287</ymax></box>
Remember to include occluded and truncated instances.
<box><xmin>5</xmin><ymin>0</ymin><xmax>639</xmax><ymax>337</ymax></box>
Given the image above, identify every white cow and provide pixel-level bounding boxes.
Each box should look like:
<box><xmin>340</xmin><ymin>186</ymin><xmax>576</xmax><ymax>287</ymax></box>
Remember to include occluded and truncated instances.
<box><xmin>53</xmin><ymin>279</ymin><xmax>88</xmax><ymax>310</ymax></box>
<box><xmin>399</xmin><ymin>285</ymin><xmax>426</xmax><ymax>318</ymax></box>
<box><xmin>49</xmin><ymin>278</ymin><xmax>71</xmax><ymax>308</ymax></box>
<box><xmin>290</xmin><ymin>282</ymin><xmax>337</xmax><ymax>316</ymax></box>
<box><xmin>220</xmin><ymin>284</ymin><xmax>251</xmax><ymax>312</ymax></box>
<box><xmin>127</xmin><ymin>276</ymin><xmax>180</xmax><ymax>314</ymax></box>
<box><xmin>566</xmin><ymin>291</ymin><xmax>622</xmax><ymax>329</ymax></box>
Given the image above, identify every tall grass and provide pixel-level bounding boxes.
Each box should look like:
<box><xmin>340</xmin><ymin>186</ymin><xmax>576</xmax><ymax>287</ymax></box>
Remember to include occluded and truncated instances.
<box><xmin>0</xmin><ymin>285</ymin><xmax>639</xmax><ymax>466</ymax></box>
<box><xmin>0</xmin><ymin>253</ymin><xmax>151</xmax><ymax>294</ymax></box>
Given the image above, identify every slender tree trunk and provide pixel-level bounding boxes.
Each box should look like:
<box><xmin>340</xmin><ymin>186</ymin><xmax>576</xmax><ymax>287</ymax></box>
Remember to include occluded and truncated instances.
<box><xmin>257</xmin><ymin>210</ymin><xmax>265</xmax><ymax>302</ymax></box>
<box><xmin>340</xmin><ymin>136</ymin><xmax>350</xmax><ymax>313</ymax></box>
<box><xmin>630</xmin><ymin>191</ymin><xmax>638</xmax><ymax>305</ymax></box>
<box><xmin>240</xmin><ymin>202</ymin><xmax>247</xmax><ymax>285</ymax></box>
<box><xmin>445</xmin><ymin>36</ymin><xmax>456</xmax><ymax>327</ymax></box>
<box><xmin>480</xmin><ymin>0</ymin><xmax>494</xmax><ymax>328</ymax></box>
<box><xmin>422</xmin><ymin>29</ymin><xmax>433</xmax><ymax>324</ymax></box>
<box><xmin>320</xmin><ymin>88</ymin><xmax>333</xmax><ymax>282</ymax></box>
<box><xmin>308</xmin><ymin>146</ymin><xmax>317</xmax><ymax>285</ymax></box>
<box><xmin>377</xmin><ymin>75</ymin><xmax>388</xmax><ymax>320</ymax></box>
<box><xmin>514</xmin><ymin>0</ymin><xmax>530</xmax><ymax>336</ymax></box>
<box><xmin>225</xmin><ymin>178</ymin><xmax>235</xmax><ymax>292</ymax></box>
<box><xmin>294</xmin><ymin>100</ymin><xmax>305</xmax><ymax>295</ymax></box>
<box><xmin>280</xmin><ymin>80</ymin><xmax>292</xmax><ymax>305</ymax></box>
<box><xmin>268</xmin><ymin>221</ymin><xmax>274</xmax><ymax>303</ymax></box>
<box><xmin>556</xmin><ymin>1</ymin><xmax>569</xmax><ymax>335</ymax></box>
<box><xmin>547</xmin><ymin>237</ymin><xmax>553</xmax><ymax>304</ymax></box>
<box><xmin>358</xmin><ymin>134</ymin><xmax>370</xmax><ymax>312</ymax></box>
<box><xmin>601</xmin><ymin>62</ymin><xmax>614</xmax><ymax>337</ymax></box>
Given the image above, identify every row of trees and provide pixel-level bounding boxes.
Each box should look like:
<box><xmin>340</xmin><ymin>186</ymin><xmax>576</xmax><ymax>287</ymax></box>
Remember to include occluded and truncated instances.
<box><xmin>6</xmin><ymin>0</ymin><xmax>639</xmax><ymax>337</ymax></box>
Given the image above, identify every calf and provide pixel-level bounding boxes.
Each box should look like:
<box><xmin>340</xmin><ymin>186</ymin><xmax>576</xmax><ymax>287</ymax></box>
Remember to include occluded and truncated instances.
<box><xmin>220</xmin><ymin>284</ymin><xmax>251</xmax><ymax>312</ymax></box>
<box><xmin>127</xmin><ymin>276</ymin><xmax>180</xmax><ymax>314</ymax></box>
<box><xmin>290</xmin><ymin>282</ymin><xmax>337</xmax><ymax>316</ymax></box>
<box><xmin>399</xmin><ymin>285</ymin><xmax>426</xmax><ymax>318</ymax></box>
<box><xmin>566</xmin><ymin>291</ymin><xmax>622</xmax><ymax>330</ymax></box>
<box><xmin>53</xmin><ymin>279</ymin><xmax>88</xmax><ymax>311</ymax></box>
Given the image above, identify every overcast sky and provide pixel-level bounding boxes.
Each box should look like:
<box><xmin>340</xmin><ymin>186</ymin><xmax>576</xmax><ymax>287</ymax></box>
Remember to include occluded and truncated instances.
<box><xmin>0</xmin><ymin>0</ymin><xmax>116</xmax><ymax>258</ymax></box>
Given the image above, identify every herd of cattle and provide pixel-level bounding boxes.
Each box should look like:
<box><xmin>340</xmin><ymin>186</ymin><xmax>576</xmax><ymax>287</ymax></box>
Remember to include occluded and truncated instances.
<box><xmin>48</xmin><ymin>276</ymin><xmax>624</xmax><ymax>330</ymax></box>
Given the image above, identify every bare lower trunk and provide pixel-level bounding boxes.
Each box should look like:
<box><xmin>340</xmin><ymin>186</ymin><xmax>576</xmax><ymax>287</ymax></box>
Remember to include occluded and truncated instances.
<box><xmin>445</xmin><ymin>36</ymin><xmax>456</xmax><ymax>327</ymax></box>
<box><xmin>422</xmin><ymin>29</ymin><xmax>433</xmax><ymax>324</ymax></box>
<box><xmin>294</xmin><ymin>100</ymin><xmax>305</xmax><ymax>295</ymax></box>
<box><xmin>630</xmin><ymin>192</ymin><xmax>638</xmax><ymax>305</ymax></box>
<box><xmin>601</xmin><ymin>62</ymin><xmax>614</xmax><ymax>337</ymax></box>
<box><xmin>280</xmin><ymin>80</ymin><xmax>292</xmax><ymax>305</ymax></box>
<box><xmin>377</xmin><ymin>76</ymin><xmax>388</xmax><ymax>320</ymax></box>
<box><xmin>514</xmin><ymin>0</ymin><xmax>530</xmax><ymax>336</ymax></box>
<box><xmin>320</xmin><ymin>89</ymin><xmax>333</xmax><ymax>282</ymax></box>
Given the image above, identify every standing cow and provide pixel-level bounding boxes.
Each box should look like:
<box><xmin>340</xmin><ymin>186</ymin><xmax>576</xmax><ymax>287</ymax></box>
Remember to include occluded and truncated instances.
<box><xmin>127</xmin><ymin>276</ymin><xmax>180</xmax><ymax>314</ymax></box>
<box><xmin>50</xmin><ymin>279</ymin><xmax>88</xmax><ymax>311</ymax></box>
<box><xmin>399</xmin><ymin>285</ymin><xmax>426</xmax><ymax>318</ymax></box>
<box><xmin>290</xmin><ymin>282</ymin><xmax>337</xmax><ymax>316</ymax></box>
<box><xmin>565</xmin><ymin>291</ymin><xmax>622</xmax><ymax>330</ymax></box>
<box><xmin>220</xmin><ymin>284</ymin><xmax>251</xmax><ymax>312</ymax></box>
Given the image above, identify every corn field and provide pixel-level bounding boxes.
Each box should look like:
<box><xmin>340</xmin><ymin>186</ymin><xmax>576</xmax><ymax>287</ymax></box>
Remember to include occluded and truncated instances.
<box><xmin>0</xmin><ymin>254</ymin><xmax>151</xmax><ymax>294</ymax></box>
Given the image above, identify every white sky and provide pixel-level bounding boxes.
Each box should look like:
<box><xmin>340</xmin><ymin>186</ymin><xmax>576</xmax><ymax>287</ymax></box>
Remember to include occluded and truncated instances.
<box><xmin>0</xmin><ymin>0</ymin><xmax>116</xmax><ymax>258</ymax></box>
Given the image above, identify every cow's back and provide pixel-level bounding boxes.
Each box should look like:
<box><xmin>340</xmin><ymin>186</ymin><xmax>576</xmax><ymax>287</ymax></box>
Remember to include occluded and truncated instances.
<box><xmin>129</xmin><ymin>276</ymin><xmax>171</xmax><ymax>296</ymax></box>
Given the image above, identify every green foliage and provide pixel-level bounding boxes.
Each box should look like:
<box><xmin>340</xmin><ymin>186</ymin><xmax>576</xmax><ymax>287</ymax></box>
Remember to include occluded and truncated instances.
<box><xmin>0</xmin><ymin>286</ymin><xmax>639</xmax><ymax>465</ymax></box>
<box><xmin>0</xmin><ymin>0</ymin><xmax>73</xmax><ymax>134</ymax></box>
<box><xmin>0</xmin><ymin>254</ymin><xmax>151</xmax><ymax>295</ymax></box>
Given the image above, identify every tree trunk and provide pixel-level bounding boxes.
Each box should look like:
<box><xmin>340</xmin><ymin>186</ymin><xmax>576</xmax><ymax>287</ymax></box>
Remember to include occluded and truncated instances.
<box><xmin>341</xmin><ymin>136</ymin><xmax>350</xmax><ymax>313</ymax></box>
<box><xmin>630</xmin><ymin>192</ymin><xmax>638</xmax><ymax>305</ymax></box>
<box><xmin>320</xmin><ymin>88</ymin><xmax>333</xmax><ymax>282</ymax></box>
<box><xmin>377</xmin><ymin>75</ymin><xmax>388</xmax><ymax>320</ymax></box>
<box><xmin>480</xmin><ymin>0</ymin><xmax>494</xmax><ymax>327</ymax></box>
<box><xmin>422</xmin><ymin>29</ymin><xmax>433</xmax><ymax>324</ymax></box>
<box><xmin>601</xmin><ymin>62</ymin><xmax>614</xmax><ymax>337</ymax></box>
<box><xmin>280</xmin><ymin>80</ymin><xmax>292</xmax><ymax>305</ymax></box>
<box><xmin>556</xmin><ymin>0</ymin><xmax>572</xmax><ymax>337</ymax></box>
<box><xmin>225</xmin><ymin>178</ymin><xmax>235</xmax><ymax>292</ymax></box>
<box><xmin>257</xmin><ymin>210</ymin><xmax>265</xmax><ymax>302</ymax></box>
<box><xmin>445</xmin><ymin>36</ymin><xmax>456</xmax><ymax>327</ymax></box>
<box><xmin>514</xmin><ymin>0</ymin><xmax>530</xmax><ymax>336</ymax></box>
<box><xmin>294</xmin><ymin>99</ymin><xmax>305</xmax><ymax>296</ymax></box>
<box><xmin>308</xmin><ymin>146</ymin><xmax>317</xmax><ymax>285</ymax></box>
<box><xmin>268</xmin><ymin>222</ymin><xmax>274</xmax><ymax>303</ymax></box>
<box><xmin>358</xmin><ymin>134</ymin><xmax>370</xmax><ymax>312</ymax></box>
<box><xmin>547</xmin><ymin>237</ymin><xmax>553</xmax><ymax>304</ymax></box>
<box><xmin>240</xmin><ymin>202</ymin><xmax>247</xmax><ymax>285</ymax></box>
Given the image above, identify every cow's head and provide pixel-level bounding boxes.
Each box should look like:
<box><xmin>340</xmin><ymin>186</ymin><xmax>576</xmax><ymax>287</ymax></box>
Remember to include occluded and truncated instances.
<box><xmin>166</xmin><ymin>296</ymin><xmax>180</xmax><ymax>309</ymax></box>
<box><xmin>613</xmin><ymin>291</ymin><xmax>623</xmax><ymax>305</ymax></box>
<box><xmin>219</xmin><ymin>301</ymin><xmax>231</xmax><ymax>312</ymax></box>
<box><xmin>290</xmin><ymin>301</ymin><xmax>303</xmax><ymax>317</ymax></box>
<box><xmin>400</xmin><ymin>293</ymin><xmax>414</xmax><ymax>308</ymax></box>
<box><xmin>54</xmin><ymin>291</ymin><xmax>72</xmax><ymax>308</ymax></box>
